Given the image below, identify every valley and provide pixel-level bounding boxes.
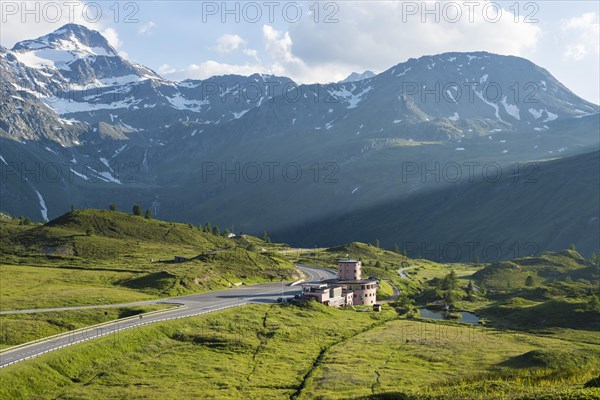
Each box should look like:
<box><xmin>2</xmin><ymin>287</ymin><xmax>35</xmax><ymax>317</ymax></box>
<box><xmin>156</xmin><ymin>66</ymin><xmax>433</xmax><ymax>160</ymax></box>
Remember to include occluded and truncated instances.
<box><xmin>0</xmin><ymin>210</ymin><xmax>598</xmax><ymax>399</ymax></box>
<box><xmin>1</xmin><ymin>24</ymin><xmax>598</xmax><ymax>260</ymax></box>
<box><xmin>1</xmin><ymin>16</ymin><xmax>599</xmax><ymax>400</ymax></box>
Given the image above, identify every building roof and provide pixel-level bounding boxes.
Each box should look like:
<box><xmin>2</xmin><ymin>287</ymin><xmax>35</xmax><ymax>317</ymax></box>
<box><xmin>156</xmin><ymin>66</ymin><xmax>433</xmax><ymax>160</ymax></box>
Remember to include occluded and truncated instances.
<box><xmin>322</xmin><ymin>278</ymin><xmax>378</xmax><ymax>285</ymax></box>
<box><xmin>338</xmin><ymin>259</ymin><xmax>360</xmax><ymax>263</ymax></box>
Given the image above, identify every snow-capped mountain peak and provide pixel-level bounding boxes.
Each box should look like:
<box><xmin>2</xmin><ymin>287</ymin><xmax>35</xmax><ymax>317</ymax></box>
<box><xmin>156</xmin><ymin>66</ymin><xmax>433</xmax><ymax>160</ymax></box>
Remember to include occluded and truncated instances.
<box><xmin>11</xmin><ymin>24</ymin><xmax>118</xmax><ymax>68</ymax></box>
<box><xmin>7</xmin><ymin>24</ymin><xmax>160</xmax><ymax>86</ymax></box>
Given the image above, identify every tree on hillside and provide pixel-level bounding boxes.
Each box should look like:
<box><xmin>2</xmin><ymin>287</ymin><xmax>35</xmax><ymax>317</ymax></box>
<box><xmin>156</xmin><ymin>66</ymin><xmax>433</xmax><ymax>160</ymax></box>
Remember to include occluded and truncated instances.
<box><xmin>569</xmin><ymin>244</ymin><xmax>577</xmax><ymax>251</ymax></box>
<box><xmin>375</xmin><ymin>239</ymin><xmax>380</xmax><ymax>248</ymax></box>
<box><xmin>204</xmin><ymin>222</ymin><xmax>211</xmax><ymax>233</ymax></box>
<box><xmin>222</xmin><ymin>228</ymin><xmax>231</xmax><ymax>237</ymax></box>
<box><xmin>70</xmin><ymin>204</ymin><xmax>75</xmax><ymax>212</ymax></box>
<box><xmin>18</xmin><ymin>216</ymin><xmax>31</xmax><ymax>225</ymax></box>
<box><xmin>85</xmin><ymin>228</ymin><xmax>94</xmax><ymax>236</ymax></box>
<box><xmin>392</xmin><ymin>243</ymin><xmax>400</xmax><ymax>254</ymax></box>
<box><xmin>212</xmin><ymin>226</ymin><xmax>220</xmax><ymax>236</ymax></box>
<box><xmin>262</xmin><ymin>231</ymin><xmax>271</xmax><ymax>243</ymax></box>
<box><xmin>109</xmin><ymin>204</ymin><xmax>117</xmax><ymax>211</ymax></box>
<box><xmin>587</xmin><ymin>293</ymin><xmax>600</xmax><ymax>312</ymax></box>
<box><xmin>446</xmin><ymin>290</ymin><xmax>458</xmax><ymax>307</ymax></box>
<box><xmin>144</xmin><ymin>208</ymin><xmax>153</xmax><ymax>219</ymax></box>
<box><xmin>132</xmin><ymin>204</ymin><xmax>142</xmax><ymax>216</ymax></box>
<box><xmin>375</xmin><ymin>260</ymin><xmax>382</xmax><ymax>268</ymax></box>
<box><xmin>479</xmin><ymin>282</ymin><xmax>488</xmax><ymax>296</ymax></box>
<box><xmin>591</xmin><ymin>252</ymin><xmax>600</xmax><ymax>266</ymax></box>
<box><xmin>525</xmin><ymin>275</ymin><xmax>535</xmax><ymax>287</ymax></box>
<box><xmin>442</xmin><ymin>270</ymin><xmax>458</xmax><ymax>291</ymax></box>
<box><xmin>466</xmin><ymin>280</ymin><xmax>475</xmax><ymax>299</ymax></box>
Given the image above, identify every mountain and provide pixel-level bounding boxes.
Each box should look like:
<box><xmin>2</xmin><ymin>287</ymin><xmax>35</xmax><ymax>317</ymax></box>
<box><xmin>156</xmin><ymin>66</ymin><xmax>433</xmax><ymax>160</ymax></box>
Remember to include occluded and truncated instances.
<box><xmin>339</xmin><ymin>70</ymin><xmax>375</xmax><ymax>83</ymax></box>
<box><xmin>273</xmin><ymin>151</ymin><xmax>600</xmax><ymax>260</ymax></box>
<box><xmin>0</xmin><ymin>25</ymin><xmax>598</xmax><ymax>260</ymax></box>
<box><xmin>10</xmin><ymin>23</ymin><xmax>159</xmax><ymax>85</ymax></box>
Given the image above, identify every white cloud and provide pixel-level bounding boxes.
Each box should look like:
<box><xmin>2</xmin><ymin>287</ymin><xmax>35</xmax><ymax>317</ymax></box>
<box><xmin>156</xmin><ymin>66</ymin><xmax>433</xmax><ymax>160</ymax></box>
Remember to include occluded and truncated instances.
<box><xmin>167</xmin><ymin>2</ymin><xmax>545</xmax><ymax>84</ymax></box>
<box><xmin>216</xmin><ymin>34</ymin><xmax>246</xmax><ymax>54</ymax></box>
<box><xmin>561</xmin><ymin>12</ymin><xmax>600</xmax><ymax>61</ymax></box>
<box><xmin>287</xmin><ymin>1</ymin><xmax>542</xmax><ymax>82</ymax></box>
<box><xmin>138</xmin><ymin>21</ymin><xmax>157</xmax><ymax>36</ymax></box>
<box><xmin>101</xmin><ymin>27</ymin><xmax>122</xmax><ymax>50</ymax></box>
<box><xmin>158</xmin><ymin>64</ymin><xmax>176</xmax><ymax>75</ymax></box>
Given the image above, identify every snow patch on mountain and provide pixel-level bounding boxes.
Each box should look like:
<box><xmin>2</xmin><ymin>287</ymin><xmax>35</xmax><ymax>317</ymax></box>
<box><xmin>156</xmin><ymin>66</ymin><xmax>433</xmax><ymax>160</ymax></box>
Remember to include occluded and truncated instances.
<box><xmin>500</xmin><ymin>97</ymin><xmax>520</xmax><ymax>120</ymax></box>
<box><xmin>166</xmin><ymin>93</ymin><xmax>209</xmax><ymax>111</ymax></box>
<box><xmin>330</xmin><ymin>85</ymin><xmax>373</xmax><ymax>109</ymax></box>
<box><xmin>34</xmin><ymin>189</ymin><xmax>48</xmax><ymax>221</ymax></box>
<box><xmin>529</xmin><ymin>108</ymin><xmax>543</xmax><ymax>119</ymax></box>
<box><xmin>475</xmin><ymin>91</ymin><xmax>503</xmax><ymax>121</ymax></box>
<box><xmin>543</xmin><ymin>111</ymin><xmax>558</xmax><ymax>122</ymax></box>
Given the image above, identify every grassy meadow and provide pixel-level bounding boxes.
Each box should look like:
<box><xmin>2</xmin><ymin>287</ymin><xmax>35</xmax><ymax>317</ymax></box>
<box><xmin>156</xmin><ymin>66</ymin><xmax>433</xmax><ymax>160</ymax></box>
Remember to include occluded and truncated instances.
<box><xmin>1</xmin><ymin>304</ymin><xmax>598</xmax><ymax>400</ymax></box>
<box><xmin>0</xmin><ymin>305</ymin><xmax>174</xmax><ymax>349</ymax></box>
<box><xmin>1</xmin><ymin>209</ymin><xmax>599</xmax><ymax>399</ymax></box>
<box><xmin>0</xmin><ymin>210</ymin><xmax>298</xmax><ymax>311</ymax></box>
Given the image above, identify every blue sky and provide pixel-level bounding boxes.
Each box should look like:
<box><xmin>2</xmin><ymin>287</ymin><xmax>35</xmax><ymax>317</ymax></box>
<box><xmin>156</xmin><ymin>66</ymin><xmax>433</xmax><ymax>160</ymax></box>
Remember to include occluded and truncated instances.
<box><xmin>1</xmin><ymin>1</ymin><xmax>598</xmax><ymax>103</ymax></box>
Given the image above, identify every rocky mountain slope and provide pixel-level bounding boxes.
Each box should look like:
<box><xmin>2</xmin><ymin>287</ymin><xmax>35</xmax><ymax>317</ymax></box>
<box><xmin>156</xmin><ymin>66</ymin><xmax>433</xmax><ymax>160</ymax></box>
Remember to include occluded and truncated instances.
<box><xmin>0</xmin><ymin>24</ymin><xmax>598</xmax><ymax>258</ymax></box>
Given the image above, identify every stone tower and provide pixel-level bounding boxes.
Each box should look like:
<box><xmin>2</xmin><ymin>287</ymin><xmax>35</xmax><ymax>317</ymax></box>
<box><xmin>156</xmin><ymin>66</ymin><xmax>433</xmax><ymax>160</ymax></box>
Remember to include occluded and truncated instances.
<box><xmin>338</xmin><ymin>260</ymin><xmax>362</xmax><ymax>280</ymax></box>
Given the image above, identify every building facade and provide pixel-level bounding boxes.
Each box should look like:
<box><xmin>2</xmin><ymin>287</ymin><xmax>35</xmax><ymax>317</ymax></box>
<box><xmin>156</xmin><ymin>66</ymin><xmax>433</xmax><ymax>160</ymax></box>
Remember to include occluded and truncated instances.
<box><xmin>301</xmin><ymin>259</ymin><xmax>378</xmax><ymax>307</ymax></box>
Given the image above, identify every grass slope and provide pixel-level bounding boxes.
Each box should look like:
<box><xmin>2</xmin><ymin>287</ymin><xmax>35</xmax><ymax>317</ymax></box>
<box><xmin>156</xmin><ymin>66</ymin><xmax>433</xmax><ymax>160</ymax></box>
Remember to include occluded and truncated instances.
<box><xmin>0</xmin><ymin>209</ymin><xmax>298</xmax><ymax>310</ymax></box>
<box><xmin>1</xmin><ymin>304</ymin><xmax>598</xmax><ymax>400</ymax></box>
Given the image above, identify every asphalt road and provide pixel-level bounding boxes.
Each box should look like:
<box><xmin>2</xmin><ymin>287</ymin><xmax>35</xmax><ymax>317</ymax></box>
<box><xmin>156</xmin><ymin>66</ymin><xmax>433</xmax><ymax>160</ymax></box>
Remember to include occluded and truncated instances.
<box><xmin>0</xmin><ymin>265</ymin><xmax>336</xmax><ymax>368</ymax></box>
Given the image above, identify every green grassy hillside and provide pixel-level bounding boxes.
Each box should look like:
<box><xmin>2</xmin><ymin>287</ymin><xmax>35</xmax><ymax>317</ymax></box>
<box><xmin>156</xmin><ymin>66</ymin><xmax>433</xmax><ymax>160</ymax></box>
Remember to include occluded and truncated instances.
<box><xmin>472</xmin><ymin>250</ymin><xmax>597</xmax><ymax>290</ymax></box>
<box><xmin>1</xmin><ymin>304</ymin><xmax>598</xmax><ymax>400</ymax></box>
<box><xmin>0</xmin><ymin>209</ymin><xmax>298</xmax><ymax>310</ymax></box>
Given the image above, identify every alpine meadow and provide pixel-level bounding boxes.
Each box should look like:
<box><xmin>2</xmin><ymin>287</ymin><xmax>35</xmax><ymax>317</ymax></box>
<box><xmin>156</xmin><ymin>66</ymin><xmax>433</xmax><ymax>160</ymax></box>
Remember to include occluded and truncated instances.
<box><xmin>0</xmin><ymin>1</ymin><xmax>599</xmax><ymax>399</ymax></box>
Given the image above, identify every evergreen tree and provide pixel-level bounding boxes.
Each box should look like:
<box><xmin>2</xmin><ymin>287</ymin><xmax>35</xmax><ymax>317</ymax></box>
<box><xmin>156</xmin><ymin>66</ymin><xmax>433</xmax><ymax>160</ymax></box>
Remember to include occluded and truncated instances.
<box><xmin>222</xmin><ymin>228</ymin><xmax>231</xmax><ymax>237</ymax></box>
<box><xmin>204</xmin><ymin>222</ymin><xmax>211</xmax><ymax>233</ymax></box>
<box><xmin>132</xmin><ymin>204</ymin><xmax>142</xmax><ymax>216</ymax></box>
<box><xmin>144</xmin><ymin>208</ymin><xmax>153</xmax><ymax>219</ymax></box>
<box><xmin>569</xmin><ymin>243</ymin><xmax>577</xmax><ymax>251</ymax></box>
<box><xmin>447</xmin><ymin>290</ymin><xmax>457</xmax><ymax>306</ymax></box>
<box><xmin>375</xmin><ymin>239</ymin><xmax>380</xmax><ymax>248</ymax></box>
<box><xmin>392</xmin><ymin>243</ymin><xmax>400</xmax><ymax>254</ymax></box>
<box><xmin>70</xmin><ymin>204</ymin><xmax>75</xmax><ymax>212</ymax></box>
<box><xmin>212</xmin><ymin>226</ymin><xmax>220</xmax><ymax>236</ymax></box>
<box><xmin>85</xmin><ymin>228</ymin><xmax>94</xmax><ymax>236</ymax></box>
<box><xmin>375</xmin><ymin>260</ymin><xmax>382</xmax><ymax>268</ymax></box>
<box><xmin>442</xmin><ymin>270</ymin><xmax>458</xmax><ymax>291</ymax></box>
<box><xmin>467</xmin><ymin>280</ymin><xmax>474</xmax><ymax>295</ymax></box>
<box><xmin>262</xmin><ymin>231</ymin><xmax>271</xmax><ymax>243</ymax></box>
<box><xmin>587</xmin><ymin>293</ymin><xmax>600</xmax><ymax>312</ymax></box>
<box><xmin>479</xmin><ymin>282</ymin><xmax>488</xmax><ymax>296</ymax></box>
<box><xmin>525</xmin><ymin>275</ymin><xmax>534</xmax><ymax>287</ymax></box>
<box><xmin>109</xmin><ymin>203</ymin><xmax>117</xmax><ymax>211</ymax></box>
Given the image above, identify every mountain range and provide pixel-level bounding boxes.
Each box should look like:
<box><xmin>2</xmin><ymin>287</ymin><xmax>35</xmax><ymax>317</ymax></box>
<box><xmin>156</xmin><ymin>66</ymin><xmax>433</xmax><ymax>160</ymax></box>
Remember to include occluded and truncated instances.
<box><xmin>0</xmin><ymin>24</ymin><xmax>598</xmax><ymax>260</ymax></box>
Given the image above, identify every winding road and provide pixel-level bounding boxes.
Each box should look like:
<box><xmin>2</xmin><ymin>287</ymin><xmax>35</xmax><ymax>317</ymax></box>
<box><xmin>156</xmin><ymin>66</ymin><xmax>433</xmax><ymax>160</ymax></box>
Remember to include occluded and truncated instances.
<box><xmin>0</xmin><ymin>265</ymin><xmax>336</xmax><ymax>369</ymax></box>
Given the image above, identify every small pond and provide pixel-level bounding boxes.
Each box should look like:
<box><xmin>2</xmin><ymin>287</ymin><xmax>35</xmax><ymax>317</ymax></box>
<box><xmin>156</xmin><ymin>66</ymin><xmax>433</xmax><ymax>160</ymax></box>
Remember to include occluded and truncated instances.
<box><xmin>418</xmin><ymin>308</ymin><xmax>481</xmax><ymax>325</ymax></box>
